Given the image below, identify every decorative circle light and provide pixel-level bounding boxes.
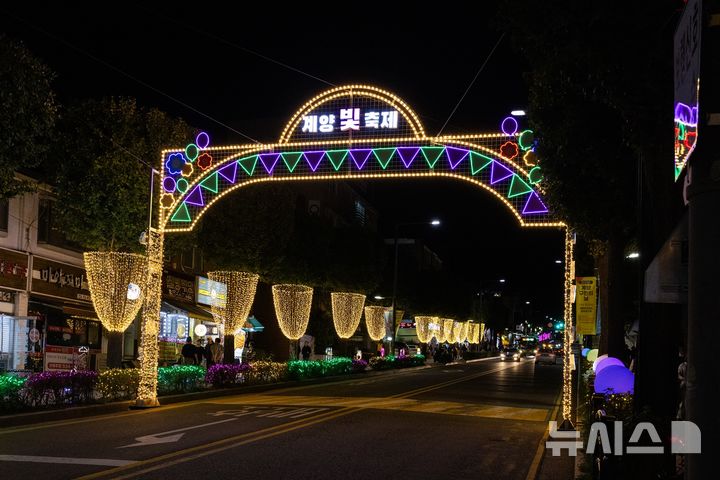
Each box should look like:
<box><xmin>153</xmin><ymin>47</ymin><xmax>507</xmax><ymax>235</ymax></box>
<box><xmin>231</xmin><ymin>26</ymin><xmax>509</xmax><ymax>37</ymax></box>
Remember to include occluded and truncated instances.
<box><xmin>364</xmin><ymin>306</ymin><xmax>387</xmax><ymax>341</ymax></box>
<box><xmin>586</xmin><ymin>348</ymin><xmax>599</xmax><ymax>362</ymax></box>
<box><xmin>415</xmin><ymin>316</ymin><xmax>434</xmax><ymax>343</ymax></box>
<box><xmin>162</xmin><ymin>176</ymin><xmax>176</xmax><ymax>193</ymax></box>
<box><xmin>331</xmin><ymin>292</ymin><xmax>366</xmax><ymax>339</ymax></box>
<box><xmin>501</xmin><ymin>116</ymin><xmax>519</xmax><ymax>136</ymax></box>
<box><xmin>194</xmin><ymin>324</ymin><xmax>207</xmax><ymax>336</ymax></box>
<box><xmin>594</xmin><ymin>365</ymin><xmax>634</xmax><ymax>395</ymax></box>
<box><xmin>83</xmin><ymin>252</ymin><xmax>147</xmax><ymax>332</ymax></box>
<box><xmin>196</xmin><ymin>131</ymin><xmax>210</xmax><ymax>149</ymax></box>
<box><xmin>581</xmin><ymin>347</ymin><xmax>590</xmax><ymax>358</ymax></box>
<box><xmin>208</xmin><ymin>271</ymin><xmax>259</xmax><ymax>336</ymax></box>
<box><xmin>592</xmin><ymin>354</ymin><xmax>609</xmax><ymax>372</ymax></box>
<box><xmin>595</xmin><ymin>356</ymin><xmax>625</xmax><ymax>375</ymax></box>
<box><xmin>272</xmin><ymin>284</ymin><xmax>313</xmax><ymax>340</ymax></box>
<box><xmin>127</xmin><ymin>283</ymin><xmax>141</xmax><ymax>300</ymax></box>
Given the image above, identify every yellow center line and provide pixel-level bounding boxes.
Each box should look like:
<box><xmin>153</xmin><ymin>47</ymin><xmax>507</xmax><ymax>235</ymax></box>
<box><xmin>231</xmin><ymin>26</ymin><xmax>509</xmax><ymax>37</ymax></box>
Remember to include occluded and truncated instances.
<box><xmin>75</xmin><ymin>362</ymin><xmax>526</xmax><ymax>480</ymax></box>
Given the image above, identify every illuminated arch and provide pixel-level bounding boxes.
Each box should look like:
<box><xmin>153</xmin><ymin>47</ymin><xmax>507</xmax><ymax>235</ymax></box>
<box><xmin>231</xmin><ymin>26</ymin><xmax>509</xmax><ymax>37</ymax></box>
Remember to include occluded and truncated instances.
<box><xmin>139</xmin><ymin>85</ymin><xmax>573</xmax><ymax>424</ymax></box>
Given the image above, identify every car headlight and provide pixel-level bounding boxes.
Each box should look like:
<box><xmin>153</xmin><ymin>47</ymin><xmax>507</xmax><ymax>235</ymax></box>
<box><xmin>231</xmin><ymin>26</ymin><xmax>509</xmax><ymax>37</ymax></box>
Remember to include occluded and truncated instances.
<box><xmin>513</xmin><ymin>354</ymin><xmax>519</xmax><ymax>359</ymax></box>
<box><xmin>500</xmin><ymin>352</ymin><xmax>505</xmax><ymax>357</ymax></box>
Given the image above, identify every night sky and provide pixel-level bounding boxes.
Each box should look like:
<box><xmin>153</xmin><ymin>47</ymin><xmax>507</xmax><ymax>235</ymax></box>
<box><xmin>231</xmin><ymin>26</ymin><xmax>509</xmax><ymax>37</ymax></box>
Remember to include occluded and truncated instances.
<box><xmin>1</xmin><ymin>3</ymin><xmax>565</xmax><ymax>320</ymax></box>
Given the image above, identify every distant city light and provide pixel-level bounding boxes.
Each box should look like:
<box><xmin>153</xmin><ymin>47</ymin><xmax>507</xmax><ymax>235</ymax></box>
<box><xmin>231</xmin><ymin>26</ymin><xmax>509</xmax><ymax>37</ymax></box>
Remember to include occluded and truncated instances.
<box><xmin>525</xmin><ymin>301</ymin><xmax>531</xmax><ymax>305</ymax></box>
<box><xmin>626</xmin><ymin>252</ymin><xmax>640</xmax><ymax>259</ymax></box>
<box><xmin>511</xmin><ymin>110</ymin><xmax>526</xmax><ymax>116</ymax></box>
<box><xmin>499</xmin><ymin>279</ymin><xmax>506</xmax><ymax>283</ymax></box>
<box><xmin>430</xmin><ymin>219</ymin><xmax>441</xmax><ymax>226</ymax></box>
<box><xmin>374</xmin><ymin>295</ymin><xmax>384</xmax><ymax>300</ymax></box>
<box><xmin>555</xmin><ymin>259</ymin><xmax>562</xmax><ymax>264</ymax></box>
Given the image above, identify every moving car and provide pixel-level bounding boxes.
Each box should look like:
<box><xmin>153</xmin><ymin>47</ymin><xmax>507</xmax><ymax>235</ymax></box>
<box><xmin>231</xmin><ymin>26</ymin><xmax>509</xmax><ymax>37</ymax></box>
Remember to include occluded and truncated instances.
<box><xmin>500</xmin><ymin>347</ymin><xmax>521</xmax><ymax>362</ymax></box>
<box><xmin>535</xmin><ymin>348</ymin><xmax>557</xmax><ymax>365</ymax></box>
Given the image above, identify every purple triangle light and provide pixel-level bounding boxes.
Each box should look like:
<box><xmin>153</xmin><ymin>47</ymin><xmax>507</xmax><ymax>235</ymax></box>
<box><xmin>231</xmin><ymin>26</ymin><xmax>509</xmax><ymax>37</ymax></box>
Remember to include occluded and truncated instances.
<box><xmin>522</xmin><ymin>191</ymin><xmax>549</xmax><ymax>214</ymax></box>
<box><xmin>184</xmin><ymin>186</ymin><xmax>204</xmax><ymax>207</ymax></box>
<box><xmin>446</xmin><ymin>147</ymin><xmax>469</xmax><ymax>170</ymax></box>
<box><xmin>349</xmin><ymin>149</ymin><xmax>373</xmax><ymax>170</ymax></box>
<box><xmin>217</xmin><ymin>162</ymin><xmax>238</xmax><ymax>183</ymax></box>
<box><xmin>259</xmin><ymin>153</ymin><xmax>281</xmax><ymax>175</ymax></box>
<box><xmin>396</xmin><ymin>147</ymin><xmax>420</xmax><ymax>168</ymax></box>
<box><xmin>304</xmin><ymin>151</ymin><xmax>325</xmax><ymax>172</ymax></box>
<box><xmin>490</xmin><ymin>161</ymin><xmax>513</xmax><ymax>184</ymax></box>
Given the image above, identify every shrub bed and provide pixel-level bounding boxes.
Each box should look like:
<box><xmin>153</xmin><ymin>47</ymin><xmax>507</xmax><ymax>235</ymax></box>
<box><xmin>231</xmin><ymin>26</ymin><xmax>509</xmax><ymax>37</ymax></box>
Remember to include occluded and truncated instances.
<box><xmin>369</xmin><ymin>354</ymin><xmax>425</xmax><ymax>371</ymax></box>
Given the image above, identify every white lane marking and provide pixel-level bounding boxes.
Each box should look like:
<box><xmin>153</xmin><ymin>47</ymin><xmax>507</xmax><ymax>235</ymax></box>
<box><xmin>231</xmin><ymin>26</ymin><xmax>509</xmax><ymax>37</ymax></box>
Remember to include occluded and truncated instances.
<box><xmin>119</xmin><ymin>418</ymin><xmax>238</xmax><ymax>448</ymax></box>
<box><xmin>0</xmin><ymin>454</ymin><xmax>134</xmax><ymax>466</ymax></box>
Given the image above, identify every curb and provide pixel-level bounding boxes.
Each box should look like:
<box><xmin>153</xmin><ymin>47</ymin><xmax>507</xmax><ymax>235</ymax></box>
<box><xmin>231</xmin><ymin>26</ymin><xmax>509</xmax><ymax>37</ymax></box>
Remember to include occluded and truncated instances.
<box><xmin>0</xmin><ymin>363</ymin><xmax>432</xmax><ymax>429</ymax></box>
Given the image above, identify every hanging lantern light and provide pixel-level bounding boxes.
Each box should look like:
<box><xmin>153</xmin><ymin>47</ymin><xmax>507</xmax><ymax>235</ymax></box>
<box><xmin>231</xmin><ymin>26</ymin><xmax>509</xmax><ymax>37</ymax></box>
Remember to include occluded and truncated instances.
<box><xmin>272</xmin><ymin>284</ymin><xmax>313</xmax><ymax>340</ymax></box>
<box><xmin>207</xmin><ymin>271</ymin><xmax>259</xmax><ymax>335</ymax></box>
<box><xmin>443</xmin><ymin>318</ymin><xmax>455</xmax><ymax>343</ymax></box>
<box><xmin>83</xmin><ymin>252</ymin><xmax>147</xmax><ymax>332</ymax></box>
<box><xmin>364</xmin><ymin>306</ymin><xmax>387</xmax><ymax>341</ymax></box>
<box><xmin>415</xmin><ymin>316</ymin><xmax>434</xmax><ymax>343</ymax></box>
<box><xmin>331</xmin><ymin>292</ymin><xmax>366</xmax><ymax>339</ymax></box>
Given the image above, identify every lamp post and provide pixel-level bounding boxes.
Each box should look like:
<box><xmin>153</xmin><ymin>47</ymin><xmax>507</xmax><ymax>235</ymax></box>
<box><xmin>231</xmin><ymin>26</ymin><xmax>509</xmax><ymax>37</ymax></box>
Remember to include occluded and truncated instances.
<box><xmin>389</xmin><ymin>218</ymin><xmax>440</xmax><ymax>356</ymax></box>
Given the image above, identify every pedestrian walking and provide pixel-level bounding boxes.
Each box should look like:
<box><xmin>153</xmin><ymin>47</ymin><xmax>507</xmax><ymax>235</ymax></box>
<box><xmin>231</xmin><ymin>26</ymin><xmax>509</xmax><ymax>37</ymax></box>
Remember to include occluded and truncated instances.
<box><xmin>181</xmin><ymin>337</ymin><xmax>196</xmax><ymax>365</ymax></box>
<box><xmin>211</xmin><ymin>337</ymin><xmax>224</xmax><ymax>365</ymax></box>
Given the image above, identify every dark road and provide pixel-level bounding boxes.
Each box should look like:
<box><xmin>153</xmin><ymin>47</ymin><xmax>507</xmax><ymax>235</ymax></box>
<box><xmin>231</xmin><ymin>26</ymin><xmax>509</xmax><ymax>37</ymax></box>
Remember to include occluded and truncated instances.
<box><xmin>0</xmin><ymin>358</ymin><xmax>562</xmax><ymax>480</ymax></box>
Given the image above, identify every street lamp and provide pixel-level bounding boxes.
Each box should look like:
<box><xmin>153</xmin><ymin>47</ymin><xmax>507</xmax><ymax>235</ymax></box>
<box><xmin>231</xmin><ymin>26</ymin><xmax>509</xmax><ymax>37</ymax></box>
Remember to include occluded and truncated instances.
<box><xmin>390</xmin><ymin>218</ymin><xmax>441</xmax><ymax>355</ymax></box>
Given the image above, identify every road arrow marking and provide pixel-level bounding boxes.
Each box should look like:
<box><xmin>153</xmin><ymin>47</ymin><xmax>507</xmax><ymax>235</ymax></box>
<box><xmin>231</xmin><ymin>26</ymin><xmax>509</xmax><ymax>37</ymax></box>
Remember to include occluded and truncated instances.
<box><xmin>119</xmin><ymin>418</ymin><xmax>238</xmax><ymax>448</ymax></box>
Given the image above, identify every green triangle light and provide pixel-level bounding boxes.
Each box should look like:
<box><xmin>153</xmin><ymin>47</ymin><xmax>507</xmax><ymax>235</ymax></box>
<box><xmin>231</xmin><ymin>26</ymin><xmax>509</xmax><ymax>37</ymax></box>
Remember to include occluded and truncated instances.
<box><xmin>199</xmin><ymin>172</ymin><xmax>219</xmax><ymax>193</ymax></box>
<box><xmin>507</xmin><ymin>175</ymin><xmax>533</xmax><ymax>198</ymax></box>
<box><xmin>373</xmin><ymin>148</ymin><xmax>396</xmax><ymax>169</ymax></box>
<box><xmin>421</xmin><ymin>147</ymin><xmax>445</xmax><ymax>168</ymax></box>
<box><xmin>238</xmin><ymin>155</ymin><xmax>258</xmax><ymax>176</ymax></box>
<box><xmin>170</xmin><ymin>202</ymin><xmax>191</xmax><ymax>223</ymax></box>
<box><xmin>281</xmin><ymin>152</ymin><xmax>303</xmax><ymax>173</ymax></box>
<box><xmin>469</xmin><ymin>151</ymin><xmax>494</xmax><ymax>174</ymax></box>
<box><xmin>327</xmin><ymin>150</ymin><xmax>349</xmax><ymax>171</ymax></box>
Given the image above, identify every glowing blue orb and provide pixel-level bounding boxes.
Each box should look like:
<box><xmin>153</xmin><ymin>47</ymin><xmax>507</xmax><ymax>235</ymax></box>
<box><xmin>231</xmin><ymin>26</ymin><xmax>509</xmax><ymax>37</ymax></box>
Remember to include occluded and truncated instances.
<box><xmin>594</xmin><ymin>365</ymin><xmax>634</xmax><ymax>395</ymax></box>
<box><xmin>581</xmin><ymin>347</ymin><xmax>590</xmax><ymax>358</ymax></box>
<box><xmin>595</xmin><ymin>356</ymin><xmax>625</xmax><ymax>375</ymax></box>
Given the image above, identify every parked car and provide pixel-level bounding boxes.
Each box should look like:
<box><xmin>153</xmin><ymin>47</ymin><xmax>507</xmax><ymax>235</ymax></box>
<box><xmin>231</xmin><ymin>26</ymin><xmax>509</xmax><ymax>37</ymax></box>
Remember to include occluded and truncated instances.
<box><xmin>535</xmin><ymin>348</ymin><xmax>557</xmax><ymax>365</ymax></box>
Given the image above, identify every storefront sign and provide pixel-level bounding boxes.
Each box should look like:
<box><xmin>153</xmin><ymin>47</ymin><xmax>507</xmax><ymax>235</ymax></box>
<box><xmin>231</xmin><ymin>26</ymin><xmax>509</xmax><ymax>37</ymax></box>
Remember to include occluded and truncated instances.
<box><xmin>196</xmin><ymin>276</ymin><xmax>227</xmax><ymax>307</ymax></box>
<box><xmin>674</xmin><ymin>0</ymin><xmax>701</xmax><ymax>180</ymax></box>
<box><xmin>0</xmin><ymin>248</ymin><xmax>29</xmax><ymax>291</ymax></box>
<box><xmin>44</xmin><ymin>345</ymin><xmax>75</xmax><ymax>371</ymax></box>
<box><xmin>0</xmin><ymin>289</ymin><xmax>14</xmax><ymax>303</ymax></box>
<box><xmin>31</xmin><ymin>257</ymin><xmax>91</xmax><ymax>302</ymax></box>
<box><xmin>164</xmin><ymin>274</ymin><xmax>195</xmax><ymax>303</ymax></box>
<box><xmin>576</xmin><ymin>277</ymin><xmax>598</xmax><ymax>335</ymax></box>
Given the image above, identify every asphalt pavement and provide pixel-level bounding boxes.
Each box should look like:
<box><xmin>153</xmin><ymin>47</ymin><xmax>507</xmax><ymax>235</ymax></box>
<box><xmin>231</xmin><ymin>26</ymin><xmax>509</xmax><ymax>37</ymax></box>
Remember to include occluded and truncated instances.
<box><xmin>0</xmin><ymin>358</ymin><xmax>563</xmax><ymax>480</ymax></box>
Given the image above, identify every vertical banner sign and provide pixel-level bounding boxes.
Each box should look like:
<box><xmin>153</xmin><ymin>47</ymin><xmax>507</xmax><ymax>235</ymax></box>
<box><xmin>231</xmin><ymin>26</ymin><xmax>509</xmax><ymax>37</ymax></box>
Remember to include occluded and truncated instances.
<box><xmin>576</xmin><ymin>277</ymin><xmax>597</xmax><ymax>335</ymax></box>
<box><xmin>673</xmin><ymin>0</ymin><xmax>702</xmax><ymax>180</ymax></box>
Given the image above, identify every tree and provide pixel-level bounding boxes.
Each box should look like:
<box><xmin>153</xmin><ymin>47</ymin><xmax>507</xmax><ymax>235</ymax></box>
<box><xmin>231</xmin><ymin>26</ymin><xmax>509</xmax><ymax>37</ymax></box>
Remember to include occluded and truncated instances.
<box><xmin>499</xmin><ymin>2</ymin><xmax>678</xmax><ymax>359</ymax></box>
<box><xmin>0</xmin><ymin>36</ymin><xmax>57</xmax><ymax>199</ymax></box>
<box><xmin>52</xmin><ymin>97</ymin><xmax>194</xmax><ymax>368</ymax></box>
<box><xmin>52</xmin><ymin>97</ymin><xmax>194</xmax><ymax>253</ymax></box>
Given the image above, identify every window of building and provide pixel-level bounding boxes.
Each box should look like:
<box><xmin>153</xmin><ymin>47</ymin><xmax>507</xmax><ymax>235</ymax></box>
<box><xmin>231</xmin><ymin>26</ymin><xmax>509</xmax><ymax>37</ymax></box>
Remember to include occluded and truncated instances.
<box><xmin>354</xmin><ymin>200</ymin><xmax>366</xmax><ymax>226</ymax></box>
<box><xmin>0</xmin><ymin>199</ymin><xmax>8</xmax><ymax>232</ymax></box>
<box><xmin>37</xmin><ymin>198</ymin><xmax>81</xmax><ymax>251</ymax></box>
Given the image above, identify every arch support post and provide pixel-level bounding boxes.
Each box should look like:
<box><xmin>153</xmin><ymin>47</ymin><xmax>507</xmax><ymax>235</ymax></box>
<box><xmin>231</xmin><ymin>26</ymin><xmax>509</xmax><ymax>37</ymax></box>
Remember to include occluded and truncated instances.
<box><xmin>136</xmin><ymin>228</ymin><xmax>165</xmax><ymax>407</ymax></box>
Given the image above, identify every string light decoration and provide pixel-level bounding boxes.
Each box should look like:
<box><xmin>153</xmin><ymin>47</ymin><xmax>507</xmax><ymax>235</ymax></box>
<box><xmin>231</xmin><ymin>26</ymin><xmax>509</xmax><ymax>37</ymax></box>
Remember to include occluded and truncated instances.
<box><xmin>272</xmin><ymin>284</ymin><xmax>313</xmax><ymax>340</ymax></box>
<box><xmin>364</xmin><ymin>306</ymin><xmax>387</xmax><ymax>341</ymax></box>
<box><xmin>66</xmin><ymin>317</ymin><xmax>88</xmax><ymax>332</ymax></box>
<box><xmin>138</xmin><ymin>229</ymin><xmax>164</xmax><ymax>406</ymax></box>
<box><xmin>331</xmin><ymin>292</ymin><xmax>366</xmax><ymax>339</ymax></box>
<box><xmin>414</xmin><ymin>316</ymin><xmax>434</xmax><ymax>343</ymax></box>
<box><xmin>479</xmin><ymin>323</ymin><xmax>486</xmax><ymax>345</ymax></box>
<box><xmin>83</xmin><ymin>252</ymin><xmax>147</xmax><ymax>332</ymax></box>
<box><xmin>207</xmin><ymin>271</ymin><xmax>259</xmax><ymax>335</ymax></box>
<box><xmin>467</xmin><ymin>322</ymin><xmax>479</xmax><ymax>344</ymax></box>
<box><xmin>442</xmin><ymin>318</ymin><xmax>455</xmax><ymax>343</ymax></box>
<box><xmin>562</xmin><ymin>228</ymin><xmax>575</xmax><ymax>421</ymax></box>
